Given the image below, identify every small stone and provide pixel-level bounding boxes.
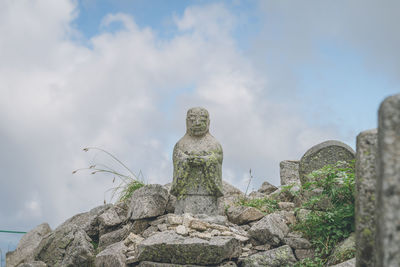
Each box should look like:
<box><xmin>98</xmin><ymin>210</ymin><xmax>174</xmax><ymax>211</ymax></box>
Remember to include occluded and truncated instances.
<box><xmin>190</xmin><ymin>232</ymin><xmax>212</xmax><ymax>240</ymax></box>
<box><xmin>157</xmin><ymin>223</ymin><xmax>168</xmax><ymax>232</ymax></box>
<box><xmin>183</xmin><ymin>213</ymin><xmax>194</xmax><ymax>227</ymax></box>
<box><xmin>221</xmin><ymin>231</ymin><xmax>233</xmax><ymax>236</ymax></box>
<box><xmin>126</xmin><ymin>255</ymin><xmax>140</xmax><ymax>264</ymax></box>
<box><xmin>175</xmin><ymin>225</ymin><xmax>188</xmax><ymax>236</ymax></box>
<box><xmin>329</xmin><ymin>257</ymin><xmax>356</xmax><ymax>267</ymax></box>
<box><xmin>234</xmin><ymin>234</ymin><xmax>249</xmax><ymax>242</ymax></box>
<box><xmin>189</xmin><ymin>219</ymin><xmax>209</xmax><ymax>231</ymax></box>
<box><xmin>295</xmin><ymin>249</ymin><xmax>315</xmax><ymax>261</ymax></box>
<box><xmin>166</xmin><ymin>214</ymin><xmax>183</xmax><ymax>225</ymax></box>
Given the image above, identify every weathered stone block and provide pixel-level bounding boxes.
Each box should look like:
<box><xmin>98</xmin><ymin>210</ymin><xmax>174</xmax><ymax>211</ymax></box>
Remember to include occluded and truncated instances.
<box><xmin>240</xmin><ymin>245</ymin><xmax>297</xmax><ymax>267</ymax></box>
<box><xmin>128</xmin><ymin>184</ymin><xmax>169</xmax><ymax>220</ymax></box>
<box><xmin>280</xmin><ymin>160</ymin><xmax>300</xmax><ymax>186</ymax></box>
<box><xmin>376</xmin><ymin>94</ymin><xmax>400</xmax><ymax>267</ymax></box>
<box><xmin>137</xmin><ymin>231</ymin><xmax>241</xmax><ymax>265</ymax></box>
<box><xmin>299</xmin><ymin>140</ymin><xmax>355</xmax><ymax>185</ymax></box>
<box><xmin>355</xmin><ymin>129</ymin><xmax>377</xmax><ymax>267</ymax></box>
<box><xmin>248</xmin><ymin>212</ymin><xmax>289</xmax><ymax>245</ymax></box>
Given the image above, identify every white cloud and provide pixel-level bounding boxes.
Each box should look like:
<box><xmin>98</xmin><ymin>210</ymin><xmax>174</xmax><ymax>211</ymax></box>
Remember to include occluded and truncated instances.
<box><xmin>0</xmin><ymin>1</ymin><xmax>340</xmax><ymax>233</ymax></box>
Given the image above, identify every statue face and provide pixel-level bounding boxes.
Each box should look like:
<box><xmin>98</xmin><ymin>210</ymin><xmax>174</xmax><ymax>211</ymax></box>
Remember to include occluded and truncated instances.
<box><xmin>186</xmin><ymin>107</ymin><xmax>210</xmax><ymax>136</ymax></box>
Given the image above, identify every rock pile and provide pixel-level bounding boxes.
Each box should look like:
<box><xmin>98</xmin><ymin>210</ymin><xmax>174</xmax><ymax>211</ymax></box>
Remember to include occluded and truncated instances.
<box><xmin>6</xmin><ymin>177</ymin><xmax>355</xmax><ymax>267</ymax></box>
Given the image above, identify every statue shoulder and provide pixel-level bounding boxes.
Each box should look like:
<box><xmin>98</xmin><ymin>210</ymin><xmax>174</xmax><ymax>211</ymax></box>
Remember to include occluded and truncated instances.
<box><xmin>206</xmin><ymin>134</ymin><xmax>223</xmax><ymax>152</ymax></box>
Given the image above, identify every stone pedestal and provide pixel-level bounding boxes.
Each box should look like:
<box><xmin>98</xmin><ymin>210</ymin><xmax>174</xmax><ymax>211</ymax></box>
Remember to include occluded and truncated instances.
<box><xmin>355</xmin><ymin>129</ymin><xmax>377</xmax><ymax>267</ymax></box>
<box><xmin>376</xmin><ymin>94</ymin><xmax>400</xmax><ymax>267</ymax></box>
<box><xmin>174</xmin><ymin>195</ymin><xmax>219</xmax><ymax>215</ymax></box>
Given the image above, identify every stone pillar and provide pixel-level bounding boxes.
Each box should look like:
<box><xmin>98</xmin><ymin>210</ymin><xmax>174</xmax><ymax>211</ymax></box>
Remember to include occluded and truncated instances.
<box><xmin>280</xmin><ymin>160</ymin><xmax>300</xmax><ymax>186</ymax></box>
<box><xmin>355</xmin><ymin>129</ymin><xmax>377</xmax><ymax>267</ymax></box>
<box><xmin>376</xmin><ymin>94</ymin><xmax>400</xmax><ymax>267</ymax></box>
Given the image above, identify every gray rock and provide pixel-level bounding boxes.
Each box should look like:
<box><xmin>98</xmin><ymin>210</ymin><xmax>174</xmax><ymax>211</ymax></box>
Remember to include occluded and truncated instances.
<box><xmin>330</xmin><ymin>257</ymin><xmax>356</xmax><ymax>267</ymax></box>
<box><xmin>355</xmin><ymin>129</ymin><xmax>377</xmax><ymax>267</ymax></box>
<box><xmin>99</xmin><ymin>223</ymin><xmax>132</xmax><ymax>251</ymax></box>
<box><xmin>280</xmin><ymin>160</ymin><xmax>300</xmax><ymax>186</ymax></box>
<box><xmin>132</xmin><ymin>219</ymin><xmax>150</xmax><ymax>235</ymax></box>
<box><xmin>137</xmin><ymin>231</ymin><xmax>241</xmax><ymax>265</ymax></box>
<box><xmin>327</xmin><ymin>233</ymin><xmax>356</xmax><ymax>265</ymax></box>
<box><xmin>34</xmin><ymin>224</ymin><xmax>95</xmax><ymax>267</ymax></box>
<box><xmin>294</xmin><ymin>249</ymin><xmax>314</xmax><ymax>261</ymax></box>
<box><xmin>142</xmin><ymin>225</ymin><xmax>159</xmax><ymax>238</ymax></box>
<box><xmin>248</xmin><ymin>212</ymin><xmax>289</xmax><ymax>245</ymax></box>
<box><xmin>226</xmin><ymin>206</ymin><xmax>264</xmax><ymax>225</ymax></box>
<box><xmin>299</xmin><ymin>140</ymin><xmax>355</xmax><ymax>185</ymax></box>
<box><xmin>376</xmin><ymin>94</ymin><xmax>400</xmax><ymax>267</ymax></box>
<box><xmin>248</xmin><ymin>191</ymin><xmax>266</xmax><ymax>200</ymax></box>
<box><xmin>284</xmin><ymin>236</ymin><xmax>311</xmax><ymax>249</ymax></box>
<box><xmin>170</xmin><ymin>107</ymin><xmax>223</xmax><ymax>215</ymax></box>
<box><xmin>129</xmin><ymin>184</ymin><xmax>169</xmax><ymax>220</ymax></box>
<box><xmin>296</xmin><ymin>209</ymin><xmax>311</xmax><ymax>223</ymax></box>
<box><xmin>6</xmin><ymin>223</ymin><xmax>51</xmax><ymax>267</ymax></box>
<box><xmin>16</xmin><ymin>261</ymin><xmax>47</xmax><ymax>267</ymax></box>
<box><xmin>95</xmin><ymin>241</ymin><xmax>127</xmax><ymax>267</ymax></box>
<box><xmin>57</xmin><ymin>204</ymin><xmax>113</xmax><ymax>239</ymax></box>
<box><xmin>175</xmin><ymin>195</ymin><xmax>219</xmax><ymax>215</ymax></box>
<box><xmin>240</xmin><ymin>245</ymin><xmax>297</xmax><ymax>267</ymax></box>
<box><xmin>98</xmin><ymin>205</ymin><xmax>124</xmax><ymax>235</ymax></box>
<box><xmin>258</xmin><ymin>181</ymin><xmax>278</xmax><ymax>195</ymax></box>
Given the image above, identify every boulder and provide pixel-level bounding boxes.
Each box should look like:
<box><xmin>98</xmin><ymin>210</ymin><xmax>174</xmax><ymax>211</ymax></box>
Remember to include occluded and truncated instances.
<box><xmin>128</xmin><ymin>184</ymin><xmax>169</xmax><ymax>220</ymax></box>
<box><xmin>327</xmin><ymin>233</ymin><xmax>356</xmax><ymax>265</ymax></box>
<box><xmin>98</xmin><ymin>206</ymin><xmax>124</xmax><ymax>235</ymax></box>
<box><xmin>218</xmin><ymin>181</ymin><xmax>245</xmax><ymax>213</ymax></box>
<box><xmin>137</xmin><ymin>231</ymin><xmax>241</xmax><ymax>265</ymax></box>
<box><xmin>6</xmin><ymin>223</ymin><xmax>51</xmax><ymax>267</ymax></box>
<box><xmin>34</xmin><ymin>224</ymin><xmax>95</xmax><ymax>267</ymax></box>
<box><xmin>248</xmin><ymin>213</ymin><xmax>289</xmax><ymax>245</ymax></box>
<box><xmin>258</xmin><ymin>181</ymin><xmax>278</xmax><ymax>195</ymax></box>
<box><xmin>240</xmin><ymin>245</ymin><xmax>297</xmax><ymax>267</ymax></box>
<box><xmin>57</xmin><ymin>204</ymin><xmax>113</xmax><ymax>239</ymax></box>
<box><xmin>95</xmin><ymin>241</ymin><xmax>127</xmax><ymax>267</ymax></box>
<box><xmin>299</xmin><ymin>140</ymin><xmax>355</xmax><ymax>185</ymax></box>
<box><xmin>283</xmin><ymin>236</ymin><xmax>311</xmax><ymax>250</ymax></box>
<box><xmin>226</xmin><ymin>206</ymin><xmax>264</xmax><ymax>225</ymax></box>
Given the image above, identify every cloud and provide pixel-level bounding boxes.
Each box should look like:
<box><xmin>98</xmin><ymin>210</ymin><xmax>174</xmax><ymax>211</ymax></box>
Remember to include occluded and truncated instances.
<box><xmin>0</xmin><ymin>0</ymin><xmax>340</xmax><ymax>238</ymax></box>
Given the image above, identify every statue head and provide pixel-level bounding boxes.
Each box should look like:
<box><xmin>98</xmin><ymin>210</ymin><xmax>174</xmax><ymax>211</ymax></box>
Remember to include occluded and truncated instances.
<box><xmin>186</xmin><ymin>107</ymin><xmax>210</xmax><ymax>137</ymax></box>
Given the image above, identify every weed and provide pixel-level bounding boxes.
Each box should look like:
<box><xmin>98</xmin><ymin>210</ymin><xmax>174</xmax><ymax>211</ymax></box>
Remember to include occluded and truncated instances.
<box><xmin>73</xmin><ymin>147</ymin><xmax>145</xmax><ymax>203</ymax></box>
<box><xmin>293</xmin><ymin>160</ymin><xmax>355</xmax><ymax>265</ymax></box>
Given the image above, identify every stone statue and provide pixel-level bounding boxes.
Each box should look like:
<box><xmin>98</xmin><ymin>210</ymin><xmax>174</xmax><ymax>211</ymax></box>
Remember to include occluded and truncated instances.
<box><xmin>170</xmin><ymin>107</ymin><xmax>223</xmax><ymax>215</ymax></box>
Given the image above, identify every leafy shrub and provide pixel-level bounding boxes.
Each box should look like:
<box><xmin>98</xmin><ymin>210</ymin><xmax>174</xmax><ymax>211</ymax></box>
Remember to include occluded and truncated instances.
<box><xmin>73</xmin><ymin>147</ymin><xmax>145</xmax><ymax>203</ymax></box>
<box><xmin>293</xmin><ymin>160</ymin><xmax>355</xmax><ymax>265</ymax></box>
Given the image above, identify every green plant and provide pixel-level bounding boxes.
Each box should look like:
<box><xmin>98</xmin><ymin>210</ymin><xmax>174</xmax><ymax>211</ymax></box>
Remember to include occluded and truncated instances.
<box><xmin>238</xmin><ymin>197</ymin><xmax>279</xmax><ymax>214</ymax></box>
<box><xmin>73</xmin><ymin>147</ymin><xmax>145</xmax><ymax>203</ymax></box>
<box><xmin>293</xmin><ymin>160</ymin><xmax>355</xmax><ymax>264</ymax></box>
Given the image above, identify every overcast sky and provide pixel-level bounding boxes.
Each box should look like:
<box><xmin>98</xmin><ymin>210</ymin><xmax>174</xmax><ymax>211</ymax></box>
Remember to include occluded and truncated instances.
<box><xmin>1</xmin><ymin>0</ymin><xmax>399</xmax><ymax>258</ymax></box>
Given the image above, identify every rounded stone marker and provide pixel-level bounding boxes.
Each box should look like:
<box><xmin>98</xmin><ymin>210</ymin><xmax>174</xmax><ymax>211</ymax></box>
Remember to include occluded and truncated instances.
<box><xmin>299</xmin><ymin>140</ymin><xmax>355</xmax><ymax>185</ymax></box>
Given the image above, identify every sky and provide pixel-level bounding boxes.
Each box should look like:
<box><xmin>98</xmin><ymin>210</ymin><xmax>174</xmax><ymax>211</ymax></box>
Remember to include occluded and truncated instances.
<box><xmin>0</xmin><ymin>0</ymin><xmax>399</xmax><ymax>261</ymax></box>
